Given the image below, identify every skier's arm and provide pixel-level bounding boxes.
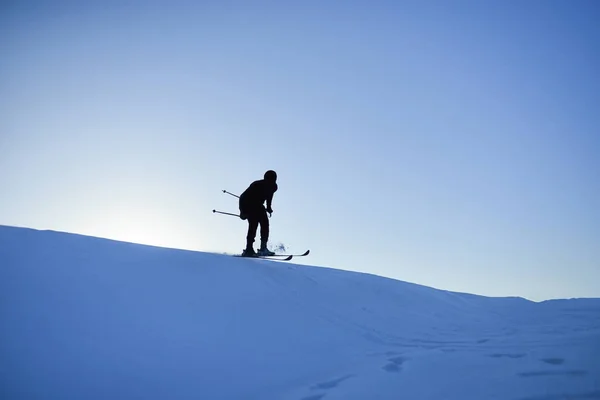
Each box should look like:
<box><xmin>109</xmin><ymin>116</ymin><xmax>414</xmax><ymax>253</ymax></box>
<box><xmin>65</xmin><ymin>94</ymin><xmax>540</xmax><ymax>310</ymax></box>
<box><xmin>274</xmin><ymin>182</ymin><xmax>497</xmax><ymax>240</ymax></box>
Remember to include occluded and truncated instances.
<box><xmin>266</xmin><ymin>183</ymin><xmax>277</xmax><ymax>213</ymax></box>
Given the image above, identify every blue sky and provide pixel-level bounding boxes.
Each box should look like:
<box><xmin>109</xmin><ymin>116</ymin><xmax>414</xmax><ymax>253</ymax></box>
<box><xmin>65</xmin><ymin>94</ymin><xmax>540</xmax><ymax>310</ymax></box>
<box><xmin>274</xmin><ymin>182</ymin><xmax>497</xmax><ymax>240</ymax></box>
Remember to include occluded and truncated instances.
<box><xmin>1</xmin><ymin>0</ymin><xmax>599</xmax><ymax>301</ymax></box>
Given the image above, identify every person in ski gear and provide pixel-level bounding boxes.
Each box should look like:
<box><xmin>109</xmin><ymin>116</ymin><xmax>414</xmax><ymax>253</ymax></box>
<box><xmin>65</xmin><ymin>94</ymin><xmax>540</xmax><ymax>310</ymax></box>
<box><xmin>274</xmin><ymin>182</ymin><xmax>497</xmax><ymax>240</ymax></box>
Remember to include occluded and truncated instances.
<box><xmin>239</xmin><ymin>170</ymin><xmax>278</xmax><ymax>257</ymax></box>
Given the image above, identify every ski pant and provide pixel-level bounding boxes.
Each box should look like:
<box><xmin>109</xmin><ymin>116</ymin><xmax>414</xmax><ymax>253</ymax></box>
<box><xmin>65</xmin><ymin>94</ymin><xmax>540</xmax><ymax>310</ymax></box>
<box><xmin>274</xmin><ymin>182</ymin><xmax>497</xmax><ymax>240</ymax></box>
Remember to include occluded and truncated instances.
<box><xmin>241</xmin><ymin>206</ymin><xmax>269</xmax><ymax>249</ymax></box>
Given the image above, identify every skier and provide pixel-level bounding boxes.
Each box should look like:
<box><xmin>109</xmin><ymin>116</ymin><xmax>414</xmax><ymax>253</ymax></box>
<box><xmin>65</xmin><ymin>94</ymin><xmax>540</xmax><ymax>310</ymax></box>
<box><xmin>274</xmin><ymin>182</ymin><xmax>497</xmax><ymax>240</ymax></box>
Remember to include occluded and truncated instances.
<box><xmin>239</xmin><ymin>170</ymin><xmax>278</xmax><ymax>257</ymax></box>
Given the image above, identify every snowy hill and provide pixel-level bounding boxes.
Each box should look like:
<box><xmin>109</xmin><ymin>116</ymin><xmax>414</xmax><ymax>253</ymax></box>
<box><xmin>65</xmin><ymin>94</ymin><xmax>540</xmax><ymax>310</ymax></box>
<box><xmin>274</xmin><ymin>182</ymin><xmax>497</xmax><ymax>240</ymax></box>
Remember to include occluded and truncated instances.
<box><xmin>1</xmin><ymin>225</ymin><xmax>599</xmax><ymax>400</ymax></box>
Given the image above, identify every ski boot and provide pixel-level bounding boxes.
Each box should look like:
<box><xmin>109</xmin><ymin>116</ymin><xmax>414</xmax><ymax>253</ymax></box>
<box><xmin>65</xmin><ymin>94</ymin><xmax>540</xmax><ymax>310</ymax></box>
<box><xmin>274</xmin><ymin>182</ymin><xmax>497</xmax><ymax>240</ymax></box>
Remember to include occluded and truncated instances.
<box><xmin>241</xmin><ymin>247</ymin><xmax>257</xmax><ymax>257</ymax></box>
<box><xmin>257</xmin><ymin>241</ymin><xmax>275</xmax><ymax>256</ymax></box>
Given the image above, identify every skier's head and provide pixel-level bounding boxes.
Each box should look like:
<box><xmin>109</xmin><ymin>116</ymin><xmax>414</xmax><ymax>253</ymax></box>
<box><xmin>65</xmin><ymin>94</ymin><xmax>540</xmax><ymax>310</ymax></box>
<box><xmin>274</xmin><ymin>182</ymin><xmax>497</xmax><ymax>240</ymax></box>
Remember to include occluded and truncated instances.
<box><xmin>264</xmin><ymin>170</ymin><xmax>277</xmax><ymax>182</ymax></box>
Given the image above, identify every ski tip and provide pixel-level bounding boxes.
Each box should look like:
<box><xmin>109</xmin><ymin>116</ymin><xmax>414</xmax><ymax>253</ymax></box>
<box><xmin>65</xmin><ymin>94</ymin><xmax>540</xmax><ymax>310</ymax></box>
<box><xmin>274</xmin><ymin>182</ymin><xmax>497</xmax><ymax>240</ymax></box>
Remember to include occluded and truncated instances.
<box><xmin>301</xmin><ymin>250</ymin><xmax>310</xmax><ymax>256</ymax></box>
<box><xmin>284</xmin><ymin>255</ymin><xmax>293</xmax><ymax>261</ymax></box>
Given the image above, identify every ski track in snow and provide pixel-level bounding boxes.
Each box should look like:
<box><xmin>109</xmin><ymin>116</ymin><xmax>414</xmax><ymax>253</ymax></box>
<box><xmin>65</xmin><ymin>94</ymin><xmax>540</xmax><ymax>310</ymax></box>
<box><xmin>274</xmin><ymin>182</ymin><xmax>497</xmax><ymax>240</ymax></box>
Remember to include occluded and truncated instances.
<box><xmin>1</xmin><ymin>225</ymin><xmax>599</xmax><ymax>400</ymax></box>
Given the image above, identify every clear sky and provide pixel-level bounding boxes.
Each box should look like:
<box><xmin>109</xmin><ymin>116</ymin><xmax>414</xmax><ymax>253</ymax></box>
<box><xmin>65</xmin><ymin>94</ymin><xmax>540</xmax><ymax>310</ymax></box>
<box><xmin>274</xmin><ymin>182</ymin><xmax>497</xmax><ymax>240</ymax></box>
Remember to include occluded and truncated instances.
<box><xmin>1</xmin><ymin>0</ymin><xmax>599</xmax><ymax>301</ymax></box>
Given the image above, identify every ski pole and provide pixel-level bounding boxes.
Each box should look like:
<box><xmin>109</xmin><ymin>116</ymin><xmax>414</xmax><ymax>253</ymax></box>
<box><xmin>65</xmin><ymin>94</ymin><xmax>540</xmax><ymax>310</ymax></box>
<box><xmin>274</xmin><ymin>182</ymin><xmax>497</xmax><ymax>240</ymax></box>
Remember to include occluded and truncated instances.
<box><xmin>222</xmin><ymin>190</ymin><xmax>239</xmax><ymax>198</ymax></box>
<box><xmin>212</xmin><ymin>209</ymin><xmax>240</xmax><ymax>218</ymax></box>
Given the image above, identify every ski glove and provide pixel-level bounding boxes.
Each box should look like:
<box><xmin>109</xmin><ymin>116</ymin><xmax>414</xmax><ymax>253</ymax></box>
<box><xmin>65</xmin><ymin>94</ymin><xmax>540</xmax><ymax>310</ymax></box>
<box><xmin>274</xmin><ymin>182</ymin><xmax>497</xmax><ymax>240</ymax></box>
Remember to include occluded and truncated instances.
<box><xmin>266</xmin><ymin>206</ymin><xmax>273</xmax><ymax>216</ymax></box>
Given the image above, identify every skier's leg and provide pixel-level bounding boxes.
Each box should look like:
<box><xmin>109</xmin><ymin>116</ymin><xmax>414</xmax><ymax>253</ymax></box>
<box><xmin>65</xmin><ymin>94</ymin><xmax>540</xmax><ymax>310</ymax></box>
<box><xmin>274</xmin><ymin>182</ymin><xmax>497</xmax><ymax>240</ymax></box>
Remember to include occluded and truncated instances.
<box><xmin>259</xmin><ymin>209</ymin><xmax>269</xmax><ymax>244</ymax></box>
<box><xmin>244</xmin><ymin>214</ymin><xmax>259</xmax><ymax>255</ymax></box>
<box><xmin>258</xmin><ymin>209</ymin><xmax>274</xmax><ymax>256</ymax></box>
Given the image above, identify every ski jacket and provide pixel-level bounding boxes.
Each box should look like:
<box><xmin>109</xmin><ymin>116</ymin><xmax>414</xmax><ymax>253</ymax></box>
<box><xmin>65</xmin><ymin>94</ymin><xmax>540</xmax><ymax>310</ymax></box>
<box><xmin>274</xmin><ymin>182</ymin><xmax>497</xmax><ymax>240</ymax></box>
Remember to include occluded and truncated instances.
<box><xmin>239</xmin><ymin>179</ymin><xmax>278</xmax><ymax>212</ymax></box>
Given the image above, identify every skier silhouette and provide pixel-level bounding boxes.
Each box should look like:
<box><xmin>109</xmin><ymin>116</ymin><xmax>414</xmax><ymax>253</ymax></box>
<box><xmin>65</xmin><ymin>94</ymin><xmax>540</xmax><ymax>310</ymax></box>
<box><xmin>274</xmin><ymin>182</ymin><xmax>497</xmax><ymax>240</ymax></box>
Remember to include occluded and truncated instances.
<box><xmin>239</xmin><ymin>170</ymin><xmax>278</xmax><ymax>257</ymax></box>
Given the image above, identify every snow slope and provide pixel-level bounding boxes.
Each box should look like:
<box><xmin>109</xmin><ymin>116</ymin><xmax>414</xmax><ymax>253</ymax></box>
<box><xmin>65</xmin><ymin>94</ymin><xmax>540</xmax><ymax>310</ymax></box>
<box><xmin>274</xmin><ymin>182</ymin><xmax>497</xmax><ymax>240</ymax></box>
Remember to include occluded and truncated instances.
<box><xmin>1</xmin><ymin>225</ymin><xmax>599</xmax><ymax>400</ymax></box>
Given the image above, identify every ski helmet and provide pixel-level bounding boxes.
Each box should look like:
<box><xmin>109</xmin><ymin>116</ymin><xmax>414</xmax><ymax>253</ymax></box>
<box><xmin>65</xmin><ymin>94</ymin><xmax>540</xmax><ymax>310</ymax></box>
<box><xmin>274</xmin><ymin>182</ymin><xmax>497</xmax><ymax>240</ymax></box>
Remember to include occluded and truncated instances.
<box><xmin>264</xmin><ymin>170</ymin><xmax>277</xmax><ymax>181</ymax></box>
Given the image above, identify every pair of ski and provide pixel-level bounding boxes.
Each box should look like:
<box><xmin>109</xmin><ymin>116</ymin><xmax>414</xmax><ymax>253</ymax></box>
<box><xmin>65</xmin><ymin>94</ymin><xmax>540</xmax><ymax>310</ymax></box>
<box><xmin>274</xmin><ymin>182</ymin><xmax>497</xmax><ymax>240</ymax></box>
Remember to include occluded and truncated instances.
<box><xmin>240</xmin><ymin>249</ymin><xmax>310</xmax><ymax>261</ymax></box>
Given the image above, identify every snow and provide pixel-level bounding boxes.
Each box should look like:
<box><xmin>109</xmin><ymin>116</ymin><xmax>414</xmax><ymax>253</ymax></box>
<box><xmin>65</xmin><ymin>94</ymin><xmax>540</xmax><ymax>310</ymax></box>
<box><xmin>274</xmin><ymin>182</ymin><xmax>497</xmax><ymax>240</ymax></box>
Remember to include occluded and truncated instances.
<box><xmin>1</xmin><ymin>225</ymin><xmax>599</xmax><ymax>400</ymax></box>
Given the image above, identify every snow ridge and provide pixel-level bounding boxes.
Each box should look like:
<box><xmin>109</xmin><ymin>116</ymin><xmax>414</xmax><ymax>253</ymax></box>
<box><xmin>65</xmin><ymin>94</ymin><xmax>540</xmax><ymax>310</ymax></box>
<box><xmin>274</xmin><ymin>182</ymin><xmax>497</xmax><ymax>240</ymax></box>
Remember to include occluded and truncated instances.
<box><xmin>1</xmin><ymin>225</ymin><xmax>599</xmax><ymax>400</ymax></box>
